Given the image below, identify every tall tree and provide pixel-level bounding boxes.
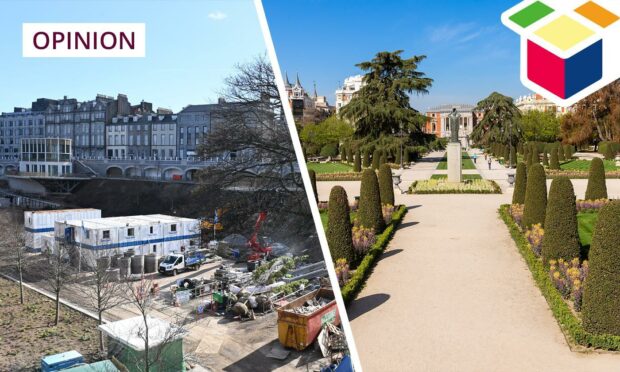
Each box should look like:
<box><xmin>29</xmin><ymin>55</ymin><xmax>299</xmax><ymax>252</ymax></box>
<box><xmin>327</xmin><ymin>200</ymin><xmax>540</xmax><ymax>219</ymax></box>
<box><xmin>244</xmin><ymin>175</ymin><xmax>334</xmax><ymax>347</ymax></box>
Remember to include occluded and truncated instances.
<box><xmin>520</xmin><ymin>110</ymin><xmax>561</xmax><ymax>142</ymax></box>
<box><xmin>471</xmin><ymin>92</ymin><xmax>522</xmax><ymax>146</ymax></box>
<box><xmin>561</xmin><ymin>79</ymin><xmax>620</xmax><ymax>146</ymax></box>
<box><xmin>340</xmin><ymin>50</ymin><xmax>433</xmax><ymax>138</ymax></box>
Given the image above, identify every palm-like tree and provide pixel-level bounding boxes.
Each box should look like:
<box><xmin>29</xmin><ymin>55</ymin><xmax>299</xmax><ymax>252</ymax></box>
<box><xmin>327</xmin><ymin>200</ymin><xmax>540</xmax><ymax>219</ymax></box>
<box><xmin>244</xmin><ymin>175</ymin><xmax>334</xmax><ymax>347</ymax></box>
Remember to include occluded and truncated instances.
<box><xmin>340</xmin><ymin>50</ymin><xmax>433</xmax><ymax>139</ymax></box>
<box><xmin>471</xmin><ymin>92</ymin><xmax>522</xmax><ymax>146</ymax></box>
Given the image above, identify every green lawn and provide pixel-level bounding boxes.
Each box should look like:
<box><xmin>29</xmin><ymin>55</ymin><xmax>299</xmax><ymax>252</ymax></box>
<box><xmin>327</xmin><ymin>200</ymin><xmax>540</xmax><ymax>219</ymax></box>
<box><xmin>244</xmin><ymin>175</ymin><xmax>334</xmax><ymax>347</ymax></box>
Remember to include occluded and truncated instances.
<box><xmin>561</xmin><ymin>159</ymin><xmax>618</xmax><ymax>171</ymax></box>
<box><xmin>431</xmin><ymin>174</ymin><xmax>482</xmax><ymax>180</ymax></box>
<box><xmin>437</xmin><ymin>152</ymin><xmax>477</xmax><ymax>170</ymax></box>
<box><xmin>578</xmin><ymin>212</ymin><xmax>598</xmax><ymax>249</ymax></box>
<box><xmin>307</xmin><ymin>162</ymin><xmax>353</xmax><ymax>174</ymax></box>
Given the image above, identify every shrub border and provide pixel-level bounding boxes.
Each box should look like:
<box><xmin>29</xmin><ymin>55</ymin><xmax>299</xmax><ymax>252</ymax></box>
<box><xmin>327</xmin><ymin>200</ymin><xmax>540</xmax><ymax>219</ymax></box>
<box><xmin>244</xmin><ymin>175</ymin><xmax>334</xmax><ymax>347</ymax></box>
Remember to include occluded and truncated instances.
<box><xmin>499</xmin><ymin>204</ymin><xmax>620</xmax><ymax>351</ymax></box>
<box><xmin>341</xmin><ymin>205</ymin><xmax>407</xmax><ymax>305</ymax></box>
<box><xmin>316</xmin><ymin>172</ymin><xmax>363</xmax><ymax>181</ymax></box>
<box><xmin>409</xmin><ymin>179</ymin><xmax>502</xmax><ymax>194</ymax></box>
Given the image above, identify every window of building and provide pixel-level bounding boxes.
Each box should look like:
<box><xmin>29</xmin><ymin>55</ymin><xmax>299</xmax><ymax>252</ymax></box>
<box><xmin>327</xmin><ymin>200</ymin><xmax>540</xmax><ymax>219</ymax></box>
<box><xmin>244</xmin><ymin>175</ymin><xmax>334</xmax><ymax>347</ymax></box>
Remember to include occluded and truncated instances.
<box><xmin>127</xmin><ymin>228</ymin><xmax>134</xmax><ymax>237</ymax></box>
<box><xmin>152</xmin><ymin>245</ymin><xmax>157</xmax><ymax>253</ymax></box>
<box><xmin>171</xmin><ymin>224</ymin><xmax>177</xmax><ymax>232</ymax></box>
<box><xmin>149</xmin><ymin>226</ymin><xmax>154</xmax><ymax>234</ymax></box>
<box><xmin>102</xmin><ymin>230</ymin><xmax>110</xmax><ymax>239</ymax></box>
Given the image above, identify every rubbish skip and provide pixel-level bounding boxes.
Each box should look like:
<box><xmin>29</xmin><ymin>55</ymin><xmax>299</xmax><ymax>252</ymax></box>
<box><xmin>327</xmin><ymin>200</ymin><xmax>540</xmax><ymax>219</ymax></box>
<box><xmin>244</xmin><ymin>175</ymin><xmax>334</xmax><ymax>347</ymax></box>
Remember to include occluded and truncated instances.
<box><xmin>277</xmin><ymin>288</ymin><xmax>340</xmax><ymax>351</ymax></box>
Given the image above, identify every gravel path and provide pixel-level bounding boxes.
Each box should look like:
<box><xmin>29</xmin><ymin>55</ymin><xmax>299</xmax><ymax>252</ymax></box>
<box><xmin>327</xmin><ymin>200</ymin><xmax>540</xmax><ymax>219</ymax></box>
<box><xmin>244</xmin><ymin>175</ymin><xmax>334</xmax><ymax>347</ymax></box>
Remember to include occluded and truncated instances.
<box><xmin>330</xmin><ymin>151</ymin><xmax>620</xmax><ymax>372</ymax></box>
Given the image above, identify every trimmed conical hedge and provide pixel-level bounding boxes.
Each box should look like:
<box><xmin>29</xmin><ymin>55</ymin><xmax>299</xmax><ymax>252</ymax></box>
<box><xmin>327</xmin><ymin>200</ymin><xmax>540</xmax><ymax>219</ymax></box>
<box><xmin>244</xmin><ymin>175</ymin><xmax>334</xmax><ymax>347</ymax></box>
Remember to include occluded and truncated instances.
<box><xmin>371</xmin><ymin>149</ymin><xmax>380</xmax><ymax>170</ymax></box>
<box><xmin>558</xmin><ymin>144</ymin><xmax>566</xmax><ymax>162</ymax></box>
<box><xmin>582</xmin><ymin>201</ymin><xmax>620</xmax><ymax>336</ymax></box>
<box><xmin>512</xmin><ymin>162</ymin><xmax>527</xmax><ymax>205</ymax></box>
<box><xmin>530</xmin><ymin>148</ymin><xmax>539</xmax><ymax>165</ymax></box>
<box><xmin>358</xmin><ymin>169</ymin><xmax>385</xmax><ymax>232</ymax></box>
<box><xmin>308</xmin><ymin>169</ymin><xmax>318</xmax><ymax>203</ymax></box>
<box><xmin>326</xmin><ymin>186</ymin><xmax>355</xmax><ymax>264</ymax></box>
<box><xmin>363</xmin><ymin>150</ymin><xmax>370</xmax><ymax>168</ymax></box>
<box><xmin>378</xmin><ymin>164</ymin><xmax>395</xmax><ymax>206</ymax></box>
<box><xmin>523</xmin><ymin>163</ymin><xmax>547</xmax><ymax>228</ymax></box>
<box><xmin>346</xmin><ymin>146</ymin><xmax>354</xmax><ymax>163</ymax></box>
<box><xmin>585</xmin><ymin>158</ymin><xmax>608</xmax><ymax>200</ymax></box>
<box><xmin>549</xmin><ymin>148</ymin><xmax>560</xmax><ymax>170</ymax></box>
<box><xmin>542</xmin><ymin>151</ymin><xmax>549</xmax><ymax>166</ymax></box>
<box><xmin>354</xmin><ymin>150</ymin><xmax>362</xmax><ymax>172</ymax></box>
<box><xmin>541</xmin><ymin>177</ymin><xmax>580</xmax><ymax>264</ymax></box>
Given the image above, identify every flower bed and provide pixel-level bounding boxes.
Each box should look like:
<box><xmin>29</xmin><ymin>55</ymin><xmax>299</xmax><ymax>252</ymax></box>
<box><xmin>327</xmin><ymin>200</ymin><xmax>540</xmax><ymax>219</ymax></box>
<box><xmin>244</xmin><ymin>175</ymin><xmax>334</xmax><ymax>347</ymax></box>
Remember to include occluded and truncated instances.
<box><xmin>316</xmin><ymin>172</ymin><xmax>363</xmax><ymax>181</ymax></box>
<box><xmin>409</xmin><ymin>179</ymin><xmax>501</xmax><ymax>194</ymax></box>
<box><xmin>576</xmin><ymin>199</ymin><xmax>610</xmax><ymax>213</ymax></box>
<box><xmin>546</xmin><ymin>169</ymin><xmax>620</xmax><ymax>179</ymax></box>
<box><xmin>341</xmin><ymin>205</ymin><xmax>407</xmax><ymax>305</ymax></box>
<box><xmin>499</xmin><ymin>204</ymin><xmax>620</xmax><ymax>351</ymax></box>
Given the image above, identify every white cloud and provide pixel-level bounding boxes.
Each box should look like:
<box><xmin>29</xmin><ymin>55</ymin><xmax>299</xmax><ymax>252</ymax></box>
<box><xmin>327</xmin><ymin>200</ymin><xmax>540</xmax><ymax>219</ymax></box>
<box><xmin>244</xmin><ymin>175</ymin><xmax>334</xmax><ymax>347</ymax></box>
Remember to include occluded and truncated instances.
<box><xmin>208</xmin><ymin>11</ymin><xmax>227</xmax><ymax>21</ymax></box>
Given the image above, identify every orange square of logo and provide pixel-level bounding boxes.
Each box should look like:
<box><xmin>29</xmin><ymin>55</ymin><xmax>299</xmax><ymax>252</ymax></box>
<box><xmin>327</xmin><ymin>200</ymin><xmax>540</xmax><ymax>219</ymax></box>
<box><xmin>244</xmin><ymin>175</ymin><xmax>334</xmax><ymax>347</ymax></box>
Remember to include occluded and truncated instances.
<box><xmin>575</xmin><ymin>1</ymin><xmax>619</xmax><ymax>28</ymax></box>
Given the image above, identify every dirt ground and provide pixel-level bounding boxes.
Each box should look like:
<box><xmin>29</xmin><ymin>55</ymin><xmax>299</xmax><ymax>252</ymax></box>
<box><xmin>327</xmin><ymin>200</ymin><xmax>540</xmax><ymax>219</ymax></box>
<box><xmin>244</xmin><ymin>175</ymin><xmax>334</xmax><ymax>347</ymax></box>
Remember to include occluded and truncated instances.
<box><xmin>0</xmin><ymin>277</ymin><xmax>101</xmax><ymax>371</ymax></box>
<box><xmin>0</xmin><ymin>252</ymin><xmax>340</xmax><ymax>371</ymax></box>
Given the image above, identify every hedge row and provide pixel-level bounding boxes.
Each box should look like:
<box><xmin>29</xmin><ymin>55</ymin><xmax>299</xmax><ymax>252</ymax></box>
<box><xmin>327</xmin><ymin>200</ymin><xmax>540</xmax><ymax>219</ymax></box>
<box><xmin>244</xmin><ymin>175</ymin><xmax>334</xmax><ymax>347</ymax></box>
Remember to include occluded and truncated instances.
<box><xmin>545</xmin><ymin>170</ymin><xmax>620</xmax><ymax>179</ymax></box>
<box><xmin>341</xmin><ymin>205</ymin><xmax>407</xmax><ymax>305</ymax></box>
<box><xmin>316</xmin><ymin>173</ymin><xmax>364</xmax><ymax>181</ymax></box>
<box><xmin>499</xmin><ymin>205</ymin><xmax>620</xmax><ymax>350</ymax></box>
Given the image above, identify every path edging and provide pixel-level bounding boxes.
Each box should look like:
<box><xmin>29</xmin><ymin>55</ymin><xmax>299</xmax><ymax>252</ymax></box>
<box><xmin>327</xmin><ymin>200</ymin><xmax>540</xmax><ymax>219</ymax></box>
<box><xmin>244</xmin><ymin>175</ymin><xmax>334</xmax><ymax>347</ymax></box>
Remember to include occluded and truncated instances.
<box><xmin>499</xmin><ymin>205</ymin><xmax>620</xmax><ymax>352</ymax></box>
<box><xmin>342</xmin><ymin>205</ymin><xmax>407</xmax><ymax>305</ymax></box>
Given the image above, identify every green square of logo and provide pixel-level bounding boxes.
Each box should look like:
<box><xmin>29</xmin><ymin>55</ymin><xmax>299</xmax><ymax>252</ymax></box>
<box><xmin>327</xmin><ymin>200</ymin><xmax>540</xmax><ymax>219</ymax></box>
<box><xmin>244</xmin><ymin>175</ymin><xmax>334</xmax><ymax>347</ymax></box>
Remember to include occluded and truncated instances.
<box><xmin>509</xmin><ymin>1</ymin><xmax>555</xmax><ymax>28</ymax></box>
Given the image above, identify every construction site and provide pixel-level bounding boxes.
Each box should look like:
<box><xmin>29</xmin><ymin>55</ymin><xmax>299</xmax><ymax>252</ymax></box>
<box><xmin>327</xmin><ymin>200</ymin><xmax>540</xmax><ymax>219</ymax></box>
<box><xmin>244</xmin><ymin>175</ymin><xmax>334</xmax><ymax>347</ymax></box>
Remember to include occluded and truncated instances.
<box><xmin>0</xmin><ymin>204</ymin><xmax>352</xmax><ymax>372</ymax></box>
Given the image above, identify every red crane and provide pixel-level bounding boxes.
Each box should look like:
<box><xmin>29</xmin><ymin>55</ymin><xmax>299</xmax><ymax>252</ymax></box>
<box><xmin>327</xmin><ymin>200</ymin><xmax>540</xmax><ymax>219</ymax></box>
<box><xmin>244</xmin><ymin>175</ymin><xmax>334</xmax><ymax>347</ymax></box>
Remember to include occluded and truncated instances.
<box><xmin>247</xmin><ymin>211</ymin><xmax>272</xmax><ymax>262</ymax></box>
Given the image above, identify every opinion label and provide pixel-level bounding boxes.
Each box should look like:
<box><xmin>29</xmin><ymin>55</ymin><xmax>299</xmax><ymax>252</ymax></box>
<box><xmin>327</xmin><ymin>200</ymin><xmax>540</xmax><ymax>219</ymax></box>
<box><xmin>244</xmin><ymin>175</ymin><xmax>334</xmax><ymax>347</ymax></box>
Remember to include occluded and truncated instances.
<box><xmin>23</xmin><ymin>23</ymin><xmax>145</xmax><ymax>58</ymax></box>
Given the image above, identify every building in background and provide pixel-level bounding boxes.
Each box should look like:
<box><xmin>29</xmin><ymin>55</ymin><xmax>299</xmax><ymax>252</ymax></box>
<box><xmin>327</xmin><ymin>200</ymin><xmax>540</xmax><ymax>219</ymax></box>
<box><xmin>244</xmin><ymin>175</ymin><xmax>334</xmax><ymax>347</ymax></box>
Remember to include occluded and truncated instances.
<box><xmin>151</xmin><ymin>114</ymin><xmax>177</xmax><ymax>159</ymax></box>
<box><xmin>424</xmin><ymin>104</ymin><xmax>482</xmax><ymax>147</ymax></box>
<box><xmin>514</xmin><ymin>93</ymin><xmax>570</xmax><ymax>116</ymax></box>
<box><xmin>19</xmin><ymin>138</ymin><xmax>73</xmax><ymax>176</ymax></box>
<box><xmin>284</xmin><ymin>73</ymin><xmax>333</xmax><ymax>124</ymax></box>
<box><xmin>335</xmin><ymin>75</ymin><xmax>364</xmax><ymax>113</ymax></box>
<box><xmin>0</xmin><ymin>108</ymin><xmax>45</xmax><ymax>159</ymax></box>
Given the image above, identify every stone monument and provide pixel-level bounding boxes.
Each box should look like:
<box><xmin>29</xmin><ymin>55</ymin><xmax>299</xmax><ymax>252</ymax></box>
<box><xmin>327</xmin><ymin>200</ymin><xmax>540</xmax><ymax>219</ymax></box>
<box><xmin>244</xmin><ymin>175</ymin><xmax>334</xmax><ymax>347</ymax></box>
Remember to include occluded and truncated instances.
<box><xmin>447</xmin><ymin>108</ymin><xmax>462</xmax><ymax>183</ymax></box>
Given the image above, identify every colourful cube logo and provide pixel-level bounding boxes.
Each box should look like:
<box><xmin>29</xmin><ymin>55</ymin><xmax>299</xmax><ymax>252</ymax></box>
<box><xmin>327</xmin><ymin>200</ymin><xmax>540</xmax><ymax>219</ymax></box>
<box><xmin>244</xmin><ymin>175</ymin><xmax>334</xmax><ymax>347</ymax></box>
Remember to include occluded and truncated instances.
<box><xmin>502</xmin><ymin>0</ymin><xmax>620</xmax><ymax>106</ymax></box>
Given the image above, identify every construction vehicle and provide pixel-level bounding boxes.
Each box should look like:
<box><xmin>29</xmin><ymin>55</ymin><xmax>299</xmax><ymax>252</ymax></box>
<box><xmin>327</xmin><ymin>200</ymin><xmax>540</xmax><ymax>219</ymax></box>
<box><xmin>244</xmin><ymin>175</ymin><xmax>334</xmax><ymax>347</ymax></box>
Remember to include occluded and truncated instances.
<box><xmin>158</xmin><ymin>249</ymin><xmax>207</xmax><ymax>276</ymax></box>
<box><xmin>246</xmin><ymin>212</ymin><xmax>273</xmax><ymax>269</ymax></box>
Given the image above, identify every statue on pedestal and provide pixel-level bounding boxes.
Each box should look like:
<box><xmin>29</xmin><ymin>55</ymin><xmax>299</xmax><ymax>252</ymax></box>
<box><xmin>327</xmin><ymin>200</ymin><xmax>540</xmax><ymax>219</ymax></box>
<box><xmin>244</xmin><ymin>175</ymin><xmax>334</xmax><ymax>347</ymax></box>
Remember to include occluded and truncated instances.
<box><xmin>448</xmin><ymin>108</ymin><xmax>461</xmax><ymax>143</ymax></box>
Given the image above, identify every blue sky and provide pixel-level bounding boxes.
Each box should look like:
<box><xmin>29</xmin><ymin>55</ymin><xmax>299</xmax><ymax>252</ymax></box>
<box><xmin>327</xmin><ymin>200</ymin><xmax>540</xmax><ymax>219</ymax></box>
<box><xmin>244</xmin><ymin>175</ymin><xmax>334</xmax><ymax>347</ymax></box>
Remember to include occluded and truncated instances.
<box><xmin>0</xmin><ymin>0</ymin><xmax>265</xmax><ymax>113</ymax></box>
<box><xmin>263</xmin><ymin>0</ymin><xmax>531</xmax><ymax>111</ymax></box>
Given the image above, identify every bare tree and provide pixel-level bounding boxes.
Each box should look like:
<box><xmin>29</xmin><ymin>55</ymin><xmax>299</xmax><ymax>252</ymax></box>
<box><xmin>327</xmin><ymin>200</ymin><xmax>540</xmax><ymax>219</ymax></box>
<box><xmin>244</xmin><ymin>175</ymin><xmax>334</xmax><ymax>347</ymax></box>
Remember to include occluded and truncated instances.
<box><xmin>119</xmin><ymin>275</ymin><xmax>188</xmax><ymax>371</ymax></box>
<box><xmin>46</xmin><ymin>240</ymin><xmax>74</xmax><ymax>325</ymax></box>
<box><xmin>82</xmin><ymin>250</ymin><xmax>125</xmax><ymax>352</ymax></box>
<box><xmin>0</xmin><ymin>208</ymin><xmax>28</xmax><ymax>304</ymax></box>
<box><xmin>197</xmin><ymin>54</ymin><xmax>303</xmax><ymax>197</ymax></box>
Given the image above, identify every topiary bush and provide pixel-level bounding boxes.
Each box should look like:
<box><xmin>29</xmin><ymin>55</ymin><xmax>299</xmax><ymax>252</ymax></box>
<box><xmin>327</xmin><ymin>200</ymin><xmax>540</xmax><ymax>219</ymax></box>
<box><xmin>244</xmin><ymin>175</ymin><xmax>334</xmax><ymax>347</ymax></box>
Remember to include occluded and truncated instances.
<box><xmin>339</xmin><ymin>145</ymin><xmax>346</xmax><ymax>161</ymax></box>
<box><xmin>371</xmin><ymin>149</ymin><xmax>380</xmax><ymax>170</ymax></box>
<box><xmin>354</xmin><ymin>150</ymin><xmax>362</xmax><ymax>172</ymax></box>
<box><xmin>523</xmin><ymin>163</ymin><xmax>547</xmax><ymax>228</ymax></box>
<box><xmin>363</xmin><ymin>150</ymin><xmax>370</xmax><ymax>168</ymax></box>
<box><xmin>308</xmin><ymin>169</ymin><xmax>318</xmax><ymax>203</ymax></box>
<box><xmin>549</xmin><ymin>147</ymin><xmax>560</xmax><ymax>170</ymax></box>
<box><xmin>530</xmin><ymin>147</ymin><xmax>539</xmax><ymax>166</ymax></box>
<box><xmin>585</xmin><ymin>158</ymin><xmax>608</xmax><ymax>200</ymax></box>
<box><xmin>542</xmin><ymin>151</ymin><xmax>549</xmax><ymax>166</ymax></box>
<box><xmin>358</xmin><ymin>169</ymin><xmax>385</xmax><ymax>233</ymax></box>
<box><xmin>564</xmin><ymin>145</ymin><xmax>572</xmax><ymax>161</ymax></box>
<box><xmin>320</xmin><ymin>143</ymin><xmax>338</xmax><ymax>157</ymax></box>
<box><xmin>326</xmin><ymin>186</ymin><xmax>355</xmax><ymax>264</ymax></box>
<box><xmin>346</xmin><ymin>146</ymin><xmax>354</xmax><ymax>163</ymax></box>
<box><xmin>541</xmin><ymin>177</ymin><xmax>580</xmax><ymax>264</ymax></box>
<box><xmin>558</xmin><ymin>144</ymin><xmax>566</xmax><ymax>162</ymax></box>
<box><xmin>604</xmin><ymin>145</ymin><xmax>616</xmax><ymax>160</ymax></box>
<box><xmin>512</xmin><ymin>162</ymin><xmax>527</xmax><ymax>205</ymax></box>
<box><xmin>378</xmin><ymin>164</ymin><xmax>394</xmax><ymax>206</ymax></box>
<box><xmin>582</xmin><ymin>201</ymin><xmax>620</xmax><ymax>336</ymax></box>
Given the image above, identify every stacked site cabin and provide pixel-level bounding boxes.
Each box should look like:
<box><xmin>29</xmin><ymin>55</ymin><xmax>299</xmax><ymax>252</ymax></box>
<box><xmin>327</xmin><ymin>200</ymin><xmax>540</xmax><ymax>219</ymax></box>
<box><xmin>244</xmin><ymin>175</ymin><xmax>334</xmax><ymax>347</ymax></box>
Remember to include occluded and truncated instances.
<box><xmin>24</xmin><ymin>208</ymin><xmax>102</xmax><ymax>252</ymax></box>
<box><xmin>53</xmin><ymin>214</ymin><xmax>200</xmax><ymax>267</ymax></box>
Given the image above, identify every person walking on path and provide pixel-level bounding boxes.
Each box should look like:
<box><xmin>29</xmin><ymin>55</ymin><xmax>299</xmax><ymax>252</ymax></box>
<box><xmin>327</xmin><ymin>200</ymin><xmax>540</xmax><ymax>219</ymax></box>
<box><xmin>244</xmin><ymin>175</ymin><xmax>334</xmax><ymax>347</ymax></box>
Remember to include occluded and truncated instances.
<box><xmin>488</xmin><ymin>157</ymin><xmax>492</xmax><ymax>170</ymax></box>
<box><xmin>473</xmin><ymin>153</ymin><xmax>478</xmax><ymax>163</ymax></box>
